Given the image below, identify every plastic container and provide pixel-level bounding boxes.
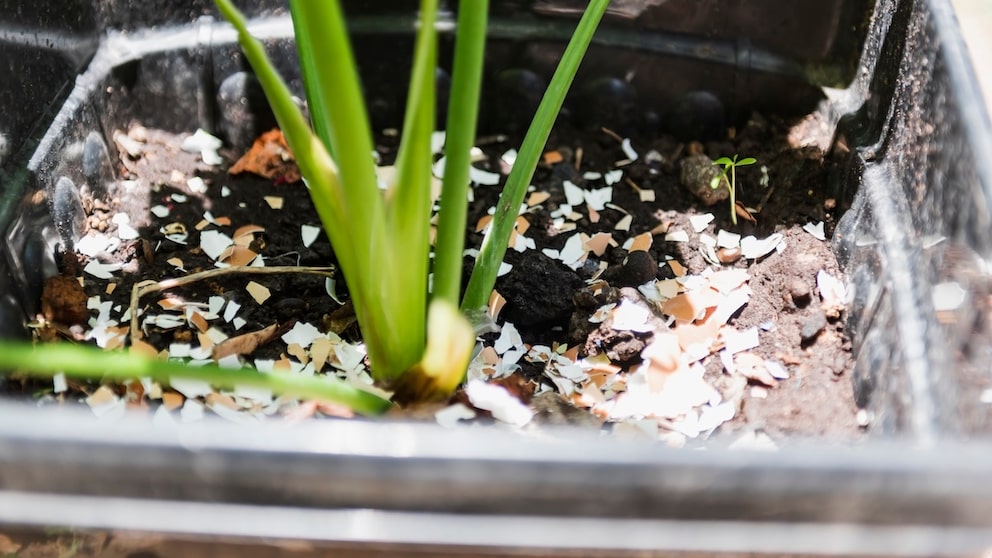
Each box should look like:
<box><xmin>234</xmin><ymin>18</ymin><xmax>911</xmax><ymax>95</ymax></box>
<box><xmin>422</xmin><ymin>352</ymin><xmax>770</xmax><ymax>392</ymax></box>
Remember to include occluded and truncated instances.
<box><xmin>1</xmin><ymin>0</ymin><xmax>991</xmax><ymax>555</ymax></box>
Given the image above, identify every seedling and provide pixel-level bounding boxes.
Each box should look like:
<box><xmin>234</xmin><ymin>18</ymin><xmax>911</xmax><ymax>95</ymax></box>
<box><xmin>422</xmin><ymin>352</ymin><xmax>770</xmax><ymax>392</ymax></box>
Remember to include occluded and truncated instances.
<box><xmin>710</xmin><ymin>154</ymin><xmax>756</xmax><ymax>225</ymax></box>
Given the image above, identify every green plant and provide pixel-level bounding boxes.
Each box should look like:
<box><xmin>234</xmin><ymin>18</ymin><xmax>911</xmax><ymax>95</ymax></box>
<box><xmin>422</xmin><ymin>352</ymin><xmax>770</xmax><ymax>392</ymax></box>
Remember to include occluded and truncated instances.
<box><xmin>214</xmin><ymin>0</ymin><xmax>608</xmax><ymax>403</ymax></box>
<box><xmin>710</xmin><ymin>154</ymin><xmax>756</xmax><ymax>225</ymax></box>
<box><xmin>0</xmin><ymin>1</ymin><xmax>607</xmax><ymax>413</ymax></box>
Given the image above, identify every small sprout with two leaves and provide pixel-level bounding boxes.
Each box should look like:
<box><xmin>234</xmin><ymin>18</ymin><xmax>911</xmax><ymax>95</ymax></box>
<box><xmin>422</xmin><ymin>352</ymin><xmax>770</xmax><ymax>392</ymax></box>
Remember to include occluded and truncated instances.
<box><xmin>710</xmin><ymin>154</ymin><xmax>757</xmax><ymax>225</ymax></box>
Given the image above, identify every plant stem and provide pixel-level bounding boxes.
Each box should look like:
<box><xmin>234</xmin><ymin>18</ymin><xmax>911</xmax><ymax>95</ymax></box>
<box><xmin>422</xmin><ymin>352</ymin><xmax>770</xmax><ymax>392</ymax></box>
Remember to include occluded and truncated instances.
<box><xmin>0</xmin><ymin>342</ymin><xmax>393</xmax><ymax>416</ymax></box>
<box><xmin>379</xmin><ymin>0</ymin><xmax>440</xmax><ymax>383</ymax></box>
<box><xmin>433</xmin><ymin>1</ymin><xmax>489</xmax><ymax>308</ymax></box>
<box><xmin>461</xmin><ymin>0</ymin><xmax>609</xmax><ymax>312</ymax></box>
<box><xmin>730</xmin><ymin>164</ymin><xmax>738</xmax><ymax>225</ymax></box>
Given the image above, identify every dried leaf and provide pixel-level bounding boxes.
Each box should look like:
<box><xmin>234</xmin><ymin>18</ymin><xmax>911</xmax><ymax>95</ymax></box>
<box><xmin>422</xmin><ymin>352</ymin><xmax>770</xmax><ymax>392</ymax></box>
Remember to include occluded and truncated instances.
<box><xmin>229</xmin><ymin>129</ymin><xmax>301</xmax><ymax>183</ymax></box>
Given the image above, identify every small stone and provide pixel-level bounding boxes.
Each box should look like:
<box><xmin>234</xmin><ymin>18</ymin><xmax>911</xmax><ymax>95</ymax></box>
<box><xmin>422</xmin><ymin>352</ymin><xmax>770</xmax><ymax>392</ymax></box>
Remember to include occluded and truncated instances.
<box><xmin>790</xmin><ymin>279</ymin><xmax>812</xmax><ymax>307</ymax></box>
<box><xmin>680</xmin><ymin>154</ymin><xmax>729</xmax><ymax>206</ymax></box>
<box><xmin>800</xmin><ymin>311</ymin><xmax>828</xmax><ymax>343</ymax></box>
<box><xmin>613</xmin><ymin>250</ymin><xmax>657</xmax><ymax>287</ymax></box>
<box><xmin>717</xmin><ymin>247</ymin><xmax>742</xmax><ymax>264</ymax></box>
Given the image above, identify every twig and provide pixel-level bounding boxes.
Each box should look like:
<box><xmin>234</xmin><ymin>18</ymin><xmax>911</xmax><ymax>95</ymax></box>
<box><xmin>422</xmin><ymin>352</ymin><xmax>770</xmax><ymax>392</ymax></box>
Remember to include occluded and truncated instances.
<box><xmin>129</xmin><ymin>265</ymin><xmax>336</xmax><ymax>344</ymax></box>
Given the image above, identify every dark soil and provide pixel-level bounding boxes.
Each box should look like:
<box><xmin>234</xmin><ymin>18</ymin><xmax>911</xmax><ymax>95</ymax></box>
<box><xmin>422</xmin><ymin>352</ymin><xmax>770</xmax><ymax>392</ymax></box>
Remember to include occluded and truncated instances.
<box><xmin>28</xmin><ymin>111</ymin><xmax>862</xmax><ymax>444</ymax></box>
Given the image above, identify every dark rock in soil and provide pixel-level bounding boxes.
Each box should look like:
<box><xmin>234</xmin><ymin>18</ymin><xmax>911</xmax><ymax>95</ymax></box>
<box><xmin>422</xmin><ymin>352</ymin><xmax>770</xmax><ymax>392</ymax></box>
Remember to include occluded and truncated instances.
<box><xmin>600</xmin><ymin>250</ymin><xmax>658</xmax><ymax>287</ymax></box>
<box><xmin>800</xmin><ymin>310</ymin><xmax>828</xmax><ymax>343</ymax></box>
<box><xmin>497</xmin><ymin>251</ymin><xmax>582</xmax><ymax>327</ymax></box>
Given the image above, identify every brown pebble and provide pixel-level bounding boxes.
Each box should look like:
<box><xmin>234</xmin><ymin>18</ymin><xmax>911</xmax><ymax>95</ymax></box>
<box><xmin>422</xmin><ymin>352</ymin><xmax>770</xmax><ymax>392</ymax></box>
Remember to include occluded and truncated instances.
<box><xmin>824</xmin><ymin>198</ymin><xmax>837</xmax><ymax>210</ymax></box>
<box><xmin>717</xmin><ymin>247</ymin><xmax>742</xmax><ymax>264</ymax></box>
<box><xmin>790</xmin><ymin>279</ymin><xmax>811</xmax><ymax>307</ymax></box>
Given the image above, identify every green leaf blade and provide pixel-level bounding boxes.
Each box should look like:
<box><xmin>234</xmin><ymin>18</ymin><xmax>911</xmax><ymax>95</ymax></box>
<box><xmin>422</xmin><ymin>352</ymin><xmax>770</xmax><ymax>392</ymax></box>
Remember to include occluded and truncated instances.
<box><xmin>461</xmin><ymin>0</ymin><xmax>610</xmax><ymax>312</ymax></box>
<box><xmin>433</xmin><ymin>1</ymin><xmax>489</xmax><ymax>308</ymax></box>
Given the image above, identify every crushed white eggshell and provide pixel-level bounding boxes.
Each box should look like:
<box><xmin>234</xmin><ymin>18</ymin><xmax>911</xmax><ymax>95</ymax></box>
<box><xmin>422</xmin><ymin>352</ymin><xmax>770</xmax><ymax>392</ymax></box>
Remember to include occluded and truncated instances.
<box><xmin>200</xmin><ymin>230</ymin><xmax>234</xmax><ymax>260</ymax></box>
<box><xmin>181</xmin><ymin>129</ymin><xmax>223</xmax><ymax>166</ymax></box>
<box><xmin>611</xmin><ymin>299</ymin><xmax>654</xmax><ymax>332</ymax></box>
<box><xmin>803</xmin><ymin>221</ymin><xmax>827</xmax><ymax>241</ymax></box>
<box><xmin>180</xmin><ymin>399</ymin><xmax>205</xmax><ymax>422</ymax></box>
<box><xmin>111</xmin><ymin>213</ymin><xmax>139</xmax><ymax>240</ymax></box>
<box><xmin>170</xmin><ymin>377</ymin><xmax>214</xmax><ymax>399</ymax></box>
<box><xmin>301</xmin><ymin>225</ymin><xmax>321</xmax><ymax>248</ymax></box>
<box><xmin>723</xmin><ymin>326</ymin><xmax>760</xmax><ymax>355</ymax></box>
<box><xmin>664</xmin><ymin>230</ymin><xmax>690</xmax><ymax>243</ymax></box>
<box><xmin>494</xmin><ymin>322</ymin><xmax>523</xmax><ymax>354</ymax></box>
<box><xmin>740</xmin><ymin>233</ymin><xmax>784</xmax><ymax>260</ymax></box>
<box><xmin>435</xmin><ymin>403</ymin><xmax>477</xmax><ymax>428</ymax></box>
<box><xmin>53</xmin><ymin>373</ymin><xmax>67</xmax><ymax>394</ymax></box>
<box><xmin>151</xmin><ymin>205</ymin><xmax>170</xmax><ymax>218</ymax></box>
<box><xmin>76</xmin><ymin>233</ymin><xmax>115</xmax><ymax>257</ymax></box>
<box><xmin>933</xmin><ymin>281</ymin><xmax>967</xmax><ymax>312</ymax></box>
<box><xmin>816</xmin><ymin>270</ymin><xmax>847</xmax><ymax>306</ymax></box>
<box><xmin>620</xmin><ymin>138</ymin><xmax>639</xmax><ymax>162</ymax></box>
<box><xmin>282</xmin><ymin>321</ymin><xmax>322</xmax><ymax>348</ymax></box>
<box><xmin>465</xmin><ymin>379</ymin><xmax>533</xmax><ymax>426</ymax></box>
<box><xmin>187</xmin><ymin>176</ymin><xmax>208</xmax><ymax>194</ymax></box>
<box><xmin>264</xmin><ymin>196</ymin><xmax>284</xmax><ymax>209</ymax></box>
<box><xmin>689</xmin><ymin>214</ymin><xmax>715</xmax><ymax>233</ymax></box>
<box><xmin>470</xmin><ymin>166</ymin><xmax>501</xmax><ymax>186</ymax></box>
<box><xmin>717</xmin><ymin>229</ymin><xmax>742</xmax><ymax>249</ymax></box>
<box><xmin>564</xmin><ymin>180</ymin><xmax>585</xmax><ymax>206</ymax></box>
<box><xmin>83</xmin><ymin>260</ymin><xmax>123</xmax><ymax>279</ymax></box>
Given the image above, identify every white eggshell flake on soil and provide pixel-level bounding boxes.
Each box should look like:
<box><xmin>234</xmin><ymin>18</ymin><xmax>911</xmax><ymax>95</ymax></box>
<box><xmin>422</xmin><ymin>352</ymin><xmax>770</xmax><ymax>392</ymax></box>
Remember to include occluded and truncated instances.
<box><xmin>465</xmin><ymin>379</ymin><xmax>533</xmax><ymax>426</ymax></box>
<box><xmin>301</xmin><ymin>225</ymin><xmax>321</xmax><ymax>248</ymax></box>
<box><xmin>200</xmin><ymin>230</ymin><xmax>233</xmax><ymax>260</ymax></box>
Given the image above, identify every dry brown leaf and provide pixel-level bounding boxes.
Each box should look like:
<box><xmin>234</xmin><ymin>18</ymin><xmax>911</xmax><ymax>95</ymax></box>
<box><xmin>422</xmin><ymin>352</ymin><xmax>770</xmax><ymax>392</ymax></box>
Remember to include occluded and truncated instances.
<box><xmin>229</xmin><ymin>129</ymin><xmax>302</xmax><ymax>183</ymax></box>
<box><xmin>735</xmin><ymin>202</ymin><xmax>757</xmax><ymax>224</ymax></box>
<box><xmin>212</xmin><ymin>323</ymin><xmax>279</xmax><ymax>360</ymax></box>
